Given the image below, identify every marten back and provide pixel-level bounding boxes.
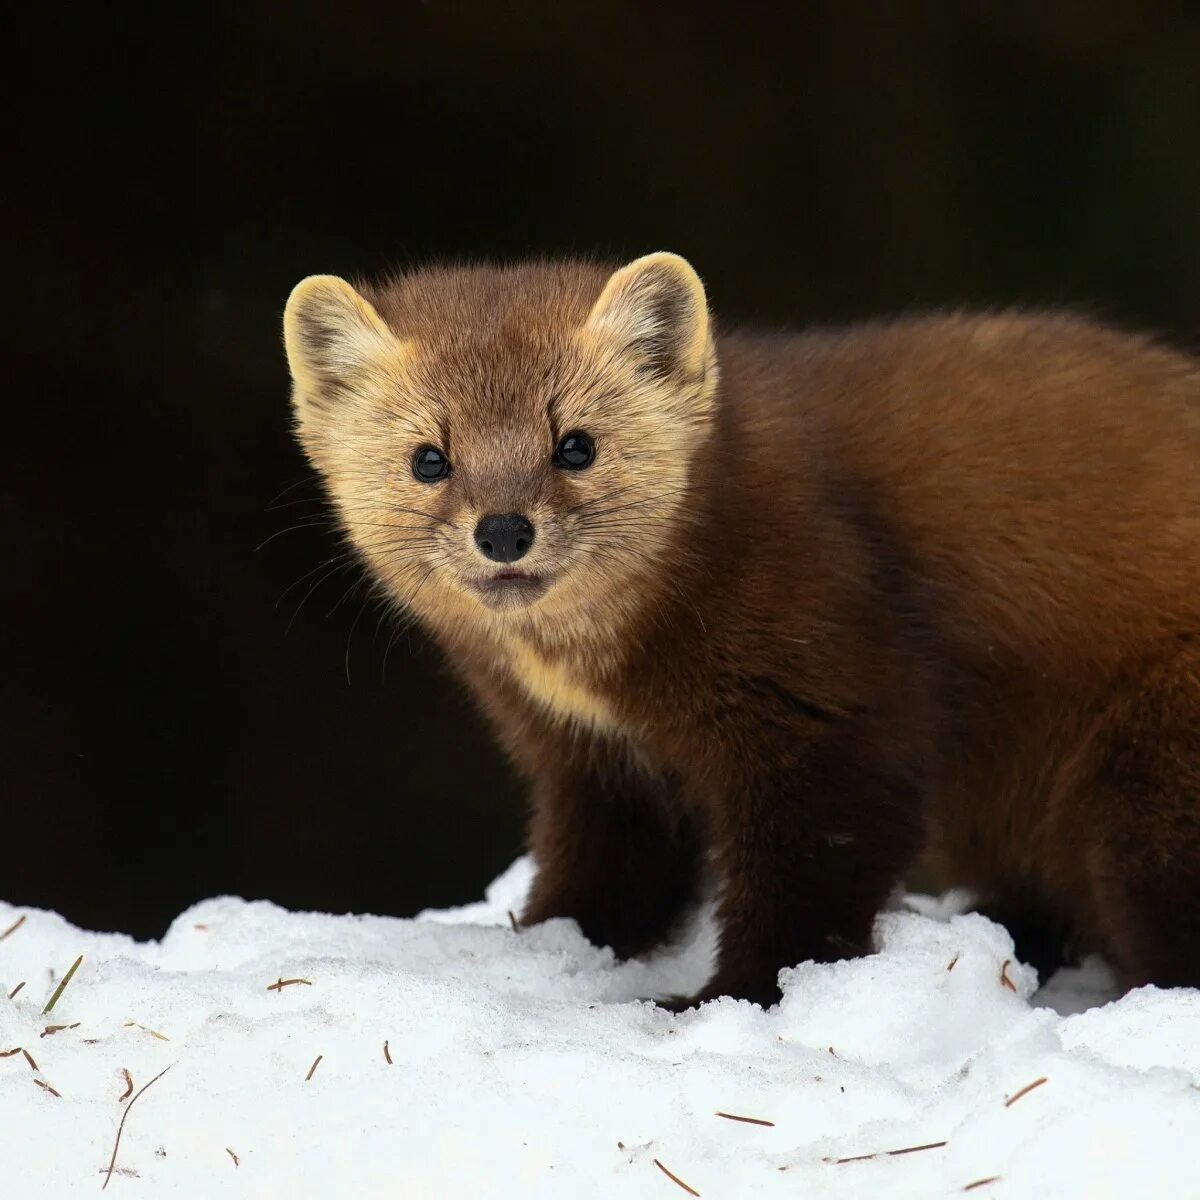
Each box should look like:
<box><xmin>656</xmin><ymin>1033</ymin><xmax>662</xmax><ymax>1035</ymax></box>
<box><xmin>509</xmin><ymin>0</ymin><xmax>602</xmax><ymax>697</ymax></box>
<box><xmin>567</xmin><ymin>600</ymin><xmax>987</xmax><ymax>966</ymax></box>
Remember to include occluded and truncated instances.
<box><xmin>721</xmin><ymin>313</ymin><xmax>1200</xmax><ymax>678</ymax></box>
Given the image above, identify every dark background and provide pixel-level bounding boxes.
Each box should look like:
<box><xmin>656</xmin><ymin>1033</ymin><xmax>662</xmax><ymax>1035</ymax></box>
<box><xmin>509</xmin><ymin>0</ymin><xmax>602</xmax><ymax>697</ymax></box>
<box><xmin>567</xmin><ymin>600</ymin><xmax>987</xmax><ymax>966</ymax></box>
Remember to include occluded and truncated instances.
<box><xmin>6</xmin><ymin>2</ymin><xmax>1200</xmax><ymax>937</ymax></box>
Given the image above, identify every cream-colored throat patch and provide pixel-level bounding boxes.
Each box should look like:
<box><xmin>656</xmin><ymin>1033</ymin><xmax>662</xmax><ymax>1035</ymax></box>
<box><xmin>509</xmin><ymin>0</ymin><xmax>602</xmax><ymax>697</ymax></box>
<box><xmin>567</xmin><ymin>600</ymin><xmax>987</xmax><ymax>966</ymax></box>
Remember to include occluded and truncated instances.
<box><xmin>505</xmin><ymin>640</ymin><xmax>620</xmax><ymax>731</ymax></box>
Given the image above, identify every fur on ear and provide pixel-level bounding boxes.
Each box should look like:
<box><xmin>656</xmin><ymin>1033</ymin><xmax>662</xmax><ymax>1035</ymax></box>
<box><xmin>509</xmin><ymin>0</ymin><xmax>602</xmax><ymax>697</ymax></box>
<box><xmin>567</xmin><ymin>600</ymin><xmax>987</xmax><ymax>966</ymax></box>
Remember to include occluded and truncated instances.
<box><xmin>584</xmin><ymin>252</ymin><xmax>712</xmax><ymax>382</ymax></box>
<box><xmin>283</xmin><ymin>275</ymin><xmax>404</xmax><ymax>416</ymax></box>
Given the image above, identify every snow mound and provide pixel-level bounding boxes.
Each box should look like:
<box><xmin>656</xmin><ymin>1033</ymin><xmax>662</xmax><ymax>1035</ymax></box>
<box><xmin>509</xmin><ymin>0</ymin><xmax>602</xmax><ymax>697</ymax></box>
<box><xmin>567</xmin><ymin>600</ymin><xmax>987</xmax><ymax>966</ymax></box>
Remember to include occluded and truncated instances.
<box><xmin>2</xmin><ymin>860</ymin><xmax>1197</xmax><ymax>1197</ymax></box>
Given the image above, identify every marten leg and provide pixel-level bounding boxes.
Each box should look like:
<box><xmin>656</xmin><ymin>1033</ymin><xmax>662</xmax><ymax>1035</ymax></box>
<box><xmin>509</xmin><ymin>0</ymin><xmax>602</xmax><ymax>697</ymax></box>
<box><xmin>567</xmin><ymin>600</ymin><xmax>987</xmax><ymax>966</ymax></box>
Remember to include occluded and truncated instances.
<box><xmin>520</xmin><ymin>741</ymin><xmax>701</xmax><ymax>960</ymax></box>
<box><xmin>671</xmin><ymin>727</ymin><xmax>926</xmax><ymax>1009</ymax></box>
<box><xmin>972</xmin><ymin>895</ymin><xmax>1074</xmax><ymax>983</ymax></box>
<box><xmin>1086</xmin><ymin>646</ymin><xmax>1200</xmax><ymax>989</ymax></box>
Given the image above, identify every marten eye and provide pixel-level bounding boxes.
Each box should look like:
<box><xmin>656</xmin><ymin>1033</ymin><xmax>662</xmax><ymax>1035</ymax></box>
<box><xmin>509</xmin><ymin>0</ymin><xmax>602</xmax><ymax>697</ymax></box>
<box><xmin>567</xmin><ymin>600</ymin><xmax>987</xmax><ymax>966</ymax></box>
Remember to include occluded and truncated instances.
<box><xmin>412</xmin><ymin>446</ymin><xmax>451</xmax><ymax>482</ymax></box>
<box><xmin>554</xmin><ymin>431</ymin><xmax>595</xmax><ymax>470</ymax></box>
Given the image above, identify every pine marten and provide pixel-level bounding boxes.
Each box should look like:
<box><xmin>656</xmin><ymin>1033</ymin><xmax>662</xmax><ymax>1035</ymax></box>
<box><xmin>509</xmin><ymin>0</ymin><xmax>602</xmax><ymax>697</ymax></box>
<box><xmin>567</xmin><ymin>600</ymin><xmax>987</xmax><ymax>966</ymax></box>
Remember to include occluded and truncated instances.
<box><xmin>283</xmin><ymin>253</ymin><xmax>1200</xmax><ymax>1008</ymax></box>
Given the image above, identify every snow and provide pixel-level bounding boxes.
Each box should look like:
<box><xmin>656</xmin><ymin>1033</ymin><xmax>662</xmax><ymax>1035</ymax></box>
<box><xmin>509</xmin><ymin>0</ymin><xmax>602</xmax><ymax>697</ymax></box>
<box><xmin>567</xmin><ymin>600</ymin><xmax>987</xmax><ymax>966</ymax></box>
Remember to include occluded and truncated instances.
<box><xmin>2</xmin><ymin>860</ymin><xmax>1197</xmax><ymax>1198</ymax></box>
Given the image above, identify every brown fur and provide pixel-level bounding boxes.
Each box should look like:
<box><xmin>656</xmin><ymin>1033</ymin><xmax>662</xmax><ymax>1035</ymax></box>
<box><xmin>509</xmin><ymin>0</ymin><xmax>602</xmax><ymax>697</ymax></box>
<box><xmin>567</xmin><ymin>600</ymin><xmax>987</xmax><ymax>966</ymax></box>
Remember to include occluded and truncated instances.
<box><xmin>283</xmin><ymin>254</ymin><xmax>1200</xmax><ymax>1007</ymax></box>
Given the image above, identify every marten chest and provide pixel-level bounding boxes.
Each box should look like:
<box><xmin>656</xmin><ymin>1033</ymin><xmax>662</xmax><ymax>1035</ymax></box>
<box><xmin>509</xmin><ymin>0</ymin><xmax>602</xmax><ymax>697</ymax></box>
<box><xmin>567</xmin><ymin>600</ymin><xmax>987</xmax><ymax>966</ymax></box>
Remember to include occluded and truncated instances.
<box><xmin>503</xmin><ymin>640</ymin><xmax>626</xmax><ymax>735</ymax></box>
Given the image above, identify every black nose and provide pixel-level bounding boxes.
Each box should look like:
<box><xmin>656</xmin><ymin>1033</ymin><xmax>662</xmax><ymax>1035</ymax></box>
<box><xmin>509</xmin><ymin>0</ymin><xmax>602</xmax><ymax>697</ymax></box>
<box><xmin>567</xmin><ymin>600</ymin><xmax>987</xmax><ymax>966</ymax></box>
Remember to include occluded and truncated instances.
<box><xmin>474</xmin><ymin>513</ymin><xmax>535</xmax><ymax>563</ymax></box>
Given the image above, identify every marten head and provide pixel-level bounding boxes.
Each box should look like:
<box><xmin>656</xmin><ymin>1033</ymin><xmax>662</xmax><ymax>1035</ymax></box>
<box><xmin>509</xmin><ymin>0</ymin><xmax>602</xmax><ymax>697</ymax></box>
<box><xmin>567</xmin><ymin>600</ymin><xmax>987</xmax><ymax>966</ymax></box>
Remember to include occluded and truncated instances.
<box><xmin>283</xmin><ymin>254</ymin><xmax>718</xmax><ymax>642</ymax></box>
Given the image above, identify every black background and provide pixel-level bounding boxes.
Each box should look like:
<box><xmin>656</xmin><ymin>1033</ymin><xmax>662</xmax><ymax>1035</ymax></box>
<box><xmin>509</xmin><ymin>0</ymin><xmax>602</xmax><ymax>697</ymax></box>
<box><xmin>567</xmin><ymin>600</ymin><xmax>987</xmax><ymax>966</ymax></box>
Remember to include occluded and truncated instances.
<box><xmin>6</xmin><ymin>2</ymin><xmax>1200</xmax><ymax>937</ymax></box>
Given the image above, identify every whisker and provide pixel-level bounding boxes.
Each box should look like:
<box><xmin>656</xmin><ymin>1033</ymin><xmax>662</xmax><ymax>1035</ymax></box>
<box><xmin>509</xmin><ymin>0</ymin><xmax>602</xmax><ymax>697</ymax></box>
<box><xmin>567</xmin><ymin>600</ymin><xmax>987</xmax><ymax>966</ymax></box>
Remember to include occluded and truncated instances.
<box><xmin>575</xmin><ymin>487</ymin><xmax>689</xmax><ymax>520</ymax></box>
<box><xmin>276</xmin><ymin>551</ymin><xmax>356</xmax><ymax>606</ymax></box>
<box><xmin>286</xmin><ymin>560</ymin><xmax>355</xmax><ymax>634</ymax></box>
<box><xmin>342</xmin><ymin>577</ymin><xmax>389</xmax><ymax>685</ymax></box>
<box><xmin>325</xmin><ymin>572</ymin><xmax>368</xmax><ymax>621</ymax></box>
<box><xmin>265</xmin><ymin>496</ymin><xmax>336</xmax><ymax>513</ymax></box>
<box><xmin>255</xmin><ymin>522</ymin><xmax>335</xmax><ymax>552</ymax></box>
<box><xmin>341</xmin><ymin>522</ymin><xmax>445</xmax><ymax>535</ymax></box>
<box><xmin>265</xmin><ymin>475</ymin><xmax>321</xmax><ymax>508</ymax></box>
<box><xmin>379</xmin><ymin>564</ymin><xmax>441</xmax><ymax>685</ymax></box>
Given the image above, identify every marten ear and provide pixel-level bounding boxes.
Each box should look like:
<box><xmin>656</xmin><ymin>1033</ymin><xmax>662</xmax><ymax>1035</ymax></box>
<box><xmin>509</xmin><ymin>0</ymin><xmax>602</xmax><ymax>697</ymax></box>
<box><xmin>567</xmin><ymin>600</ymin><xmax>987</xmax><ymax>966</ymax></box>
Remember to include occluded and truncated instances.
<box><xmin>584</xmin><ymin>252</ymin><xmax>711</xmax><ymax>382</ymax></box>
<box><xmin>283</xmin><ymin>275</ymin><xmax>404</xmax><ymax>417</ymax></box>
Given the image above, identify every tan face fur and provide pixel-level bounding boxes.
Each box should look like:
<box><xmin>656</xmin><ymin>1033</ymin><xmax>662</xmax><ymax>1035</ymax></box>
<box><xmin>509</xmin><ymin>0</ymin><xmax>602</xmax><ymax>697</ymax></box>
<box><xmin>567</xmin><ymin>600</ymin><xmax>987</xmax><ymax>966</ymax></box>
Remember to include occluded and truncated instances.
<box><xmin>283</xmin><ymin>254</ymin><xmax>718</xmax><ymax>654</ymax></box>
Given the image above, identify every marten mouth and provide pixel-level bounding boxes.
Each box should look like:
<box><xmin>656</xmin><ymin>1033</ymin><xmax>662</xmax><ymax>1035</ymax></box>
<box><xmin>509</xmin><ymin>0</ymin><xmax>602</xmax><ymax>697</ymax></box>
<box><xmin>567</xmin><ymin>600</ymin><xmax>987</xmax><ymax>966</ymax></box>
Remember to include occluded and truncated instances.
<box><xmin>469</xmin><ymin>571</ymin><xmax>551</xmax><ymax>609</ymax></box>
